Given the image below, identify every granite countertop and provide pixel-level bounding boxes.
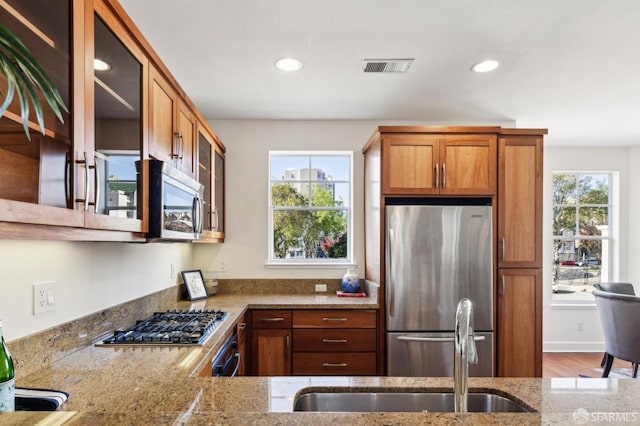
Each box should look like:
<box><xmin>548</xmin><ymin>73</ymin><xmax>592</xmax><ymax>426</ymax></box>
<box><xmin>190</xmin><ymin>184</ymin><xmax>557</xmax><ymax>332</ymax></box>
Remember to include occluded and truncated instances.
<box><xmin>2</xmin><ymin>293</ymin><xmax>640</xmax><ymax>425</ymax></box>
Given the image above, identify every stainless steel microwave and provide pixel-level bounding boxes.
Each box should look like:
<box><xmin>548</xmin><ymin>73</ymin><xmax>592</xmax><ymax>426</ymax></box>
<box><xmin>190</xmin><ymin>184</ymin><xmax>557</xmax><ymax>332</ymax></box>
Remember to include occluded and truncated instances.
<box><xmin>142</xmin><ymin>160</ymin><xmax>204</xmax><ymax>241</ymax></box>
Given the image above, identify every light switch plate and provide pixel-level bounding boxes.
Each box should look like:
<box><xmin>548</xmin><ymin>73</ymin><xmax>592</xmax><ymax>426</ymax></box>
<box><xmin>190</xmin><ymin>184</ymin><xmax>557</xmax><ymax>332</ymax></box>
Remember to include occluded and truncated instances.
<box><xmin>33</xmin><ymin>281</ymin><xmax>56</xmax><ymax>315</ymax></box>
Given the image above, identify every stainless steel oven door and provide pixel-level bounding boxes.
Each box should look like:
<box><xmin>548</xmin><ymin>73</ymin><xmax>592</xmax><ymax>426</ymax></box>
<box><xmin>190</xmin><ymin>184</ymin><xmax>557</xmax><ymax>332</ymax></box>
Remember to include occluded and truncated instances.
<box><xmin>212</xmin><ymin>333</ymin><xmax>240</xmax><ymax>377</ymax></box>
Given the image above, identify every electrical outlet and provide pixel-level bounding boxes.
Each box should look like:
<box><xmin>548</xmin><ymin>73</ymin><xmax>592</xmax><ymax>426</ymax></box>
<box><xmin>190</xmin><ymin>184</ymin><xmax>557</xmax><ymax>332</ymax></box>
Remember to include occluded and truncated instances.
<box><xmin>315</xmin><ymin>283</ymin><xmax>327</xmax><ymax>292</ymax></box>
<box><xmin>577</xmin><ymin>321</ymin><xmax>583</xmax><ymax>332</ymax></box>
<box><xmin>33</xmin><ymin>281</ymin><xmax>56</xmax><ymax>315</ymax></box>
<box><xmin>170</xmin><ymin>264</ymin><xmax>176</xmax><ymax>278</ymax></box>
<box><xmin>218</xmin><ymin>260</ymin><xmax>227</xmax><ymax>272</ymax></box>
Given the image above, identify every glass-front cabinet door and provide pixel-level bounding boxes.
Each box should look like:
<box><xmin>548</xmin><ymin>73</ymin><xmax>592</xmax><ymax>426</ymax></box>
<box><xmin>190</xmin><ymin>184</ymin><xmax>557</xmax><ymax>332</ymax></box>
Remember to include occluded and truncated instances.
<box><xmin>197</xmin><ymin>123</ymin><xmax>225</xmax><ymax>242</ymax></box>
<box><xmin>0</xmin><ymin>0</ymin><xmax>82</xmax><ymax>227</ymax></box>
<box><xmin>85</xmin><ymin>3</ymin><xmax>147</xmax><ymax>232</ymax></box>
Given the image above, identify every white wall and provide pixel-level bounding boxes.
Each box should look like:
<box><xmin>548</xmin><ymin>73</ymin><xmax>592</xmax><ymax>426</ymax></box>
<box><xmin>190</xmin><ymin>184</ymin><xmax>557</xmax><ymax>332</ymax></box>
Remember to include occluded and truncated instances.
<box><xmin>542</xmin><ymin>147</ymin><xmax>634</xmax><ymax>352</ymax></box>
<box><xmin>0</xmin><ymin>240</ymin><xmax>193</xmax><ymax>341</ymax></box>
<box><xmin>193</xmin><ymin>119</ymin><xmax>515</xmax><ymax>280</ymax></box>
<box><xmin>628</xmin><ymin>147</ymin><xmax>640</xmax><ymax>287</ymax></box>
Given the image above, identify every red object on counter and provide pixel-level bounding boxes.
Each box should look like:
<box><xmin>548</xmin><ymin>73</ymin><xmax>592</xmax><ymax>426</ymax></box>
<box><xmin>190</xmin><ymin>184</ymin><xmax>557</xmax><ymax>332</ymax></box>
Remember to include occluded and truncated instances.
<box><xmin>336</xmin><ymin>291</ymin><xmax>367</xmax><ymax>297</ymax></box>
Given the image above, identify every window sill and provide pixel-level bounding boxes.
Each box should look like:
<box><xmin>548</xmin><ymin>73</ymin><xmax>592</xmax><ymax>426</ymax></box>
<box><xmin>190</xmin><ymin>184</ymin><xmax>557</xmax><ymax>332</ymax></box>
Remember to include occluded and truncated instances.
<box><xmin>265</xmin><ymin>262</ymin><xmax>357</xmax><ymax>269</ymax></box>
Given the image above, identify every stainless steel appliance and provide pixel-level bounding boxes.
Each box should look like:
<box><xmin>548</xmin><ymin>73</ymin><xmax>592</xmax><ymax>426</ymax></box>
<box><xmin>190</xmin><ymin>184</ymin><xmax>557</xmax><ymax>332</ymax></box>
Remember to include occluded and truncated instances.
<box><xmin>142</xmin><ymin>159</ymin><xmax>204</xmax><ymax>241</ymax></box>
<box><xmin>98</xmin><ymin>309</ymin><xmax>227</xmax><ymax>346</ymax></box>
<box><xmin>211</xmin><ymin>332</ymin><xmax>241</xmax><ymax>377</ymax></box>
<box><xmin>385</xmin><ymin>198</ymin><xmax>494</xmax><ymax>377</ymax></box>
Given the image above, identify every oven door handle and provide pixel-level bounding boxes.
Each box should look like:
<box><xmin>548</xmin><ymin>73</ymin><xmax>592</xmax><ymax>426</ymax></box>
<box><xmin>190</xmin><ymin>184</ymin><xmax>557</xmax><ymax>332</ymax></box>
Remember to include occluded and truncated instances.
<box><xmin>215</xmin><ymin>351</ymin><xmax>240</xmax><ymax>377</ymax></box>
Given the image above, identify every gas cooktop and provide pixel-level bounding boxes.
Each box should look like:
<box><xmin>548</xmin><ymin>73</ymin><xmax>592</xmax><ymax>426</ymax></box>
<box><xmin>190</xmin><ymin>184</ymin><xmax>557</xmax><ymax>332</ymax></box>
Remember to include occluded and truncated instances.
<box><xmin>98</xmin><ymin>309</ymin><xmax>227</xmax><ymax>346</ymax></box>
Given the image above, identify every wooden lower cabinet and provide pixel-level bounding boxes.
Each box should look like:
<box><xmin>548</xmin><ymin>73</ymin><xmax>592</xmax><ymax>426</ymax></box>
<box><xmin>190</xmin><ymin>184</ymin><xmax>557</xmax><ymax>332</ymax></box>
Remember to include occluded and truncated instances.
<box><xmin>252</xmin><ymin>329</ymin><xmax>291</xmax><ymax>376</ymax></box>
<box><xmin>249</xmin><ymin>309</ymin><xmax>378</xmax><ymax>376</ymax></box>
<box><xmin>236</xmin><ymin>312</ymin><xmax>247</xmax><ymax>376</ymax></box>
<box><xmin>497</xmin><ymin>269</ymin><xmax>542</xmax><ymax>377</ymax></box>
<box><xmin>292</xmin><ymin>309</ymin><xmax>377</xmax><ymax>376</ymax></box>
<box><xmin>251</xmin><ymin>310</ymin><xmax>292</xmax><ymax>376</ymax></box>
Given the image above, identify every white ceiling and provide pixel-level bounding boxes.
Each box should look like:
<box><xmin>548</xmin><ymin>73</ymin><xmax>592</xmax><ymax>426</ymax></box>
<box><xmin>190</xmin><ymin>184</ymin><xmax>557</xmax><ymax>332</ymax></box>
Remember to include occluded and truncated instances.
<box><xmin>119</xmin><ymin>0</ymin><xmax>640</xmax><ymax>147</ymax></box>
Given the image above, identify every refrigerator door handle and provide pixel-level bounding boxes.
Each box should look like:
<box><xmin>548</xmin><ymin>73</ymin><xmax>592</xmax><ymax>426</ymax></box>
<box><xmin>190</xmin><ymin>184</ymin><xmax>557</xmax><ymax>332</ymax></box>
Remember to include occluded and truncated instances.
<box><xmin>387</xmin><ymin>228</ymin><xmax>395</xmax><ymax>319</ymax></box>
<box><xmin>397</xmin><ymin>336</ymin><xmax>486</xmax><ymax>343</ymax></box>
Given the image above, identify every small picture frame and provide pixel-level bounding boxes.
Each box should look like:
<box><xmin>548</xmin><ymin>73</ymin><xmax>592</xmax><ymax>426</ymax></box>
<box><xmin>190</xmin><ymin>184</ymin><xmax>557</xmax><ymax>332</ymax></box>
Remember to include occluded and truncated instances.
<box><xmin>181</xmin><ymin>270</ymin><xmax>208</xmax><ymax>300</ymax></box>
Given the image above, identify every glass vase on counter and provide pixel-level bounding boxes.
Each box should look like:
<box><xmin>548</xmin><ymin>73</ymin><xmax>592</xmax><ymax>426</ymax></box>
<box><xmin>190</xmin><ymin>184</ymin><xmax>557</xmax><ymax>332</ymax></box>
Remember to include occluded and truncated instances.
<box><xmin>0</xmin><ymin>320</ymin><xmax>15</xmax><ymax>412</ymax></box>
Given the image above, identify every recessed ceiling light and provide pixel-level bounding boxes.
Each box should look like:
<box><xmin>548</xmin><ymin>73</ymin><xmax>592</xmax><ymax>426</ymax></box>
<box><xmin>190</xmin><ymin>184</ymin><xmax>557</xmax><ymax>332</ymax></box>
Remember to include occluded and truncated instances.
<box><xmin>275</xmin><ymin>57</ymin><xmax>303</xmax><ymax>72</ymax></box>
<box><xmin>94</xmin><ymin>58</ymin><xmax>111</xmax><ymax>72</ymax></box>
<box><xmin>471</xmin><ymin>59</ymin><xmax>500</xmax><ymax>73</ymax></box>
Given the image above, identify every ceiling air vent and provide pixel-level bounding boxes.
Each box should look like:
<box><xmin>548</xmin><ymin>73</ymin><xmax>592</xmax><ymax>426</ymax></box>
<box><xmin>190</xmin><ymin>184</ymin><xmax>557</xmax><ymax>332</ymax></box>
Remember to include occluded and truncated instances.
<box><xmin>362</xmin><ymin>59</ymin><xmax>414</xmax><ymax>73</ymax></box>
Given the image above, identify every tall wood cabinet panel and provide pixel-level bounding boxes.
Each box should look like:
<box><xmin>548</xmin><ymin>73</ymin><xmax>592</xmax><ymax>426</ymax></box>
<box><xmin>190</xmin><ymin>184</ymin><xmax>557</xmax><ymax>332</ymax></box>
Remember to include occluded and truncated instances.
<box><xmin>496</xmin><ymin>131</ymin><xmax>545</xmax><ymax>377</ymax></box>
<box><xmin>498</xmin><ymin>135</ymin><xmax>543</xmax><ymax>268</ymax></box>
<box><xmin>497</xmin><ymin>268</ymin><xmax>542</xmax><ymax>377</ymax></box>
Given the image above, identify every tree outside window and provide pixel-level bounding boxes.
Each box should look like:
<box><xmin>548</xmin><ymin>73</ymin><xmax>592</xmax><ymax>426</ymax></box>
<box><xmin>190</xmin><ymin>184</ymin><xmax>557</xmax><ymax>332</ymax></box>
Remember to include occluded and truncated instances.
<box><xmin>269</xmin><ymin>152</ymin><xmax>352</xmax><ymax>263</ymax></box>
<box><xmin>552</xmin><ymin>173</ymin><xmax>611</xmax><ymax>300</ymax></box>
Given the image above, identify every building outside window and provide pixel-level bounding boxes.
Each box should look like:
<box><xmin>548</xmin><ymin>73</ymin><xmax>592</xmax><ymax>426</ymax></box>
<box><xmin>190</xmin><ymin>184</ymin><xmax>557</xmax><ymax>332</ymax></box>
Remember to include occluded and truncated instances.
<box><xmin>268</xmin><ymin>151</ymin><xmax>352</xmax><ymax>264</ymax></box>
<box><xmin>552</xmin><ymin>172</ymin><xmax>613</xmax><ymax>301</ymax></box>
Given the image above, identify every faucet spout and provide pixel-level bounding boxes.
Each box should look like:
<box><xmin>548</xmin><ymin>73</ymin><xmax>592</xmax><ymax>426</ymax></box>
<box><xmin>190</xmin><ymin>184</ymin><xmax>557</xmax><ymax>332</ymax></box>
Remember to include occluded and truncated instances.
<box><xmin>454</xmin><ymin>298</ymin><xmax>478</xmax><ymax>413</ymax></box>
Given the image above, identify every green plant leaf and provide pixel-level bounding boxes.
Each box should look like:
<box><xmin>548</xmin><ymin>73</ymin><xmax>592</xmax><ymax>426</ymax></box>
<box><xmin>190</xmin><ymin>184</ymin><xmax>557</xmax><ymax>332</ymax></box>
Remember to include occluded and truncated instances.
<box><xmin>0</xmin><ymin>23</ymin><xmax>68</xmax><ymax>139</ymax></box>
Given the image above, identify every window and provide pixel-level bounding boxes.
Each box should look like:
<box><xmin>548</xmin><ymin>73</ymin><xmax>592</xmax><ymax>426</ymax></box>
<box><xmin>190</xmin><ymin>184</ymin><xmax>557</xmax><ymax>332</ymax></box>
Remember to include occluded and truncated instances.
<box><xmin>268</xmin><ymin>151</ymin><xmax>352</xmax><ymax>265</ymax></box>
<box><xmin>552</xmin><ymin>172</ymin><xmax>613</xmax><ymax>301</ymax></box>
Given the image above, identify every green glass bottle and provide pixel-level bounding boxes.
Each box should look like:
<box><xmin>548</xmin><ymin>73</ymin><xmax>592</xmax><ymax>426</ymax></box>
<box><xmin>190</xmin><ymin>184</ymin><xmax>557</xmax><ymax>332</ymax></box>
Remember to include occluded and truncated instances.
<box><xmin>0</xmin><ymin>320</ymin><xmax>15</xmax><ymax>412</ymax></box>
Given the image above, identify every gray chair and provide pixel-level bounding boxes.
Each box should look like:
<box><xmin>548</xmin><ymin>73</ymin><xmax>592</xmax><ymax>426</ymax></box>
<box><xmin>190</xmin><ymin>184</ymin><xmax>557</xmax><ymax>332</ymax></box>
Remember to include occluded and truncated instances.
<box><xmin>593</xmin><ymin>282</ymin><xmax>636</xmax><ymax>368</ymax></box>
<box><xmin>593</xmin><ymin>282</ymin><xmax>636</xmax><ymax>296</ymax></box>
<box><xmin>593</xmin><ymin>289</ymin><xmax>640</xmax><ymax>378</ymax></box>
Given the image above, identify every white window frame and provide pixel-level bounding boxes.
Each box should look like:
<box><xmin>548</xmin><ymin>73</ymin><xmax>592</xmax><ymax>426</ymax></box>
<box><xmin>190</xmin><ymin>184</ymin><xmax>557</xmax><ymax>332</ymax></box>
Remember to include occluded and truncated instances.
<box><xmin>551</xmin><ymin>171</ymin><xmax>617</xmax><ymax>303</ymax></box>
<box><xmin>267</xmin><ymin>151</ymin><xmax>354</xmax><ymax>267</ymax></box>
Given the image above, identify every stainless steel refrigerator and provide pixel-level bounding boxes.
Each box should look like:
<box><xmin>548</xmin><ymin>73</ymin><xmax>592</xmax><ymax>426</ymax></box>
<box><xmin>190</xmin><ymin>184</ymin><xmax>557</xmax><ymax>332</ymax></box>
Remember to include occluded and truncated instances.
<box><xmin>385</xmin><ymin>199</ymin><xmax>494</xmax><ymax>377</ymax></box>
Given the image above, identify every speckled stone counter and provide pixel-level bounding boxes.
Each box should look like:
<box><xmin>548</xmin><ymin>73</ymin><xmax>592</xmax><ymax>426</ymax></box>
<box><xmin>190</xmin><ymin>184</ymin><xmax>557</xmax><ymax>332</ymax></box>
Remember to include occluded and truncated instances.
<box><xmin>2</xmin><ymin>291</ymin><xmax>640</xmax><ymax>425</ymax></box>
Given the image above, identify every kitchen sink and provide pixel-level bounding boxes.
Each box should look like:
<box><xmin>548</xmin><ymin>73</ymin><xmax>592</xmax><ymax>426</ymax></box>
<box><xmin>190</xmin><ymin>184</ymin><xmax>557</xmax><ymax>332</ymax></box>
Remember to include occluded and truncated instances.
<box><xmin>293</xmin><ymin>390</ymin><xmax>533</xmax><ymax>413</ymax></box>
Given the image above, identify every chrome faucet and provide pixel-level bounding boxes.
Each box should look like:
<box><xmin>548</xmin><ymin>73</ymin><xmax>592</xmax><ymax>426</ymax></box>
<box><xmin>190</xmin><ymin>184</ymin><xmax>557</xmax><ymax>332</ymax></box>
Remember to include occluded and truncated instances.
<box><xmin>454</xmin><ymin>298</ymin><xmax>479</xmax><ymax>413</ymax></box>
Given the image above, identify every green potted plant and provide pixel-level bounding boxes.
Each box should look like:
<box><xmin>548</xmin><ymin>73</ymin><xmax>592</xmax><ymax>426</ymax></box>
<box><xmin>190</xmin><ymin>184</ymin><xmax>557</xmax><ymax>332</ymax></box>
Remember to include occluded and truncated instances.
<box><xmin>0</xmin><ymin>23</ymin><xmax>68</xmax><ymax>140</ymax></box>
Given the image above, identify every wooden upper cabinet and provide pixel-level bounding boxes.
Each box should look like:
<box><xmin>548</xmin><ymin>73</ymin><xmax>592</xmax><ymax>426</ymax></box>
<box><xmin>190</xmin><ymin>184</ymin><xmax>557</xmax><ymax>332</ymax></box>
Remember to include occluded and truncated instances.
<box><xmin>176</xmin><ymin>102</ymin><xmax>196</xmax><ymax>177</ymax></box>
<box><xmin>383</xmin><ymin>135</ymin><xmax>438</xmax><ymax>194</ymax></box>
<box><xmin>0</xmin><ymin>0</ymin><xmax>82</xmax><ymax>230</ymax></box>
<box><xmin>498</xmin><ymin>135</ymin><xmax>543</xmax><ymax>268</ymax></box>
<box><xmin>149</xmin><ymin>66</ymin><xmax>196</xmax><ymax>178</ymax></box>
<box><xmin>382</xmin><ymin>133</ymin><xmax>497</xmax><ymax>195</ymax></box>
<box><xmin>196</xmin><ymin>122</ymin><xmax>225</xmax><ymax>242</ymax></box>
<box><xmin>0</xmin><ymin>0</ymin><xmax>219</xmax><ymax>241</ymax></box>
<box><xmin>85</xmin><ymin>2</ymin><xmax>147</xmax><ymax>233</ymax></box>
<box><xmin>439</xmin><ymin>134</ymin><xmax>496</xmax><ymax>195</ymax></box>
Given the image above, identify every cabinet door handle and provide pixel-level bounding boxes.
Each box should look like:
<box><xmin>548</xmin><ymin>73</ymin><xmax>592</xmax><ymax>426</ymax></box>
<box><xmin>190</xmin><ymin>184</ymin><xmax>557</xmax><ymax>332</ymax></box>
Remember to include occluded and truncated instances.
<box><xmin>442</xmin><ymin>163</ymin><xmax>446</xmax><ymax>188</ymax></box>
<box><xmin>501</xmin><ymin>237</ymin><xmax>506</xmax><ymax>261</ymax></box>
<box><xmin>286</xmin><ymin>335</ymin><xmax>290</xmax><ymax>350</ymax></box>
<box><xmin>322</xmin><ymin>339</ymin><xmax>348</xmax><ymax>343</ymax></box>
<box><xmin>237</xmin><ymin>323</ymin><xmax>247</xmax><ymax>330</ymax></box>
<box><xmin>76</xmin><ymin>152</ymin><xmax>94</xmax><ymax>212</ymax></box>
<box><xmin>213</xmin><ymin>207</ymin><xmax>219</xmax><ymax>232</ymax></box>
<box><xmin>434</xmin><ymin>163</ymin><xmax>439</xmax><ymax>189</ymax></box>
<box><xmin>322</xmin><ymin>318</ymin><xmax>347</xmax><ymax>322</ymax></box>
<box><xmin>501</xmin><ymin>275</ymin><xmax>506</xmax><ymax>297</ymax></box>
<box><xmin>260</xmin><ymin>317</ymin><xmax>285</xmax><ymax>322</ymax></box>
<box><xmin>93</xmin><ymin>154</ymin><xmax>100</xmax><ymax>214</ymax></box>
<box><xmin>322</xmin><ymin>363</ymin><xmax>348</xmax><ymax>367</ymax></box>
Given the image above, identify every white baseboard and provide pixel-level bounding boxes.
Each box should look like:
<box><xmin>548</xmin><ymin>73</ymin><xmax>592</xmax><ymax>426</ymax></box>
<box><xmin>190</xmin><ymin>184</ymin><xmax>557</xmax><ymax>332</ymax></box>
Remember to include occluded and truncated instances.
<box><xmin>543</xmin><ymin>341</ymin><xmax>605</xmax><ymax>352</ymax></box>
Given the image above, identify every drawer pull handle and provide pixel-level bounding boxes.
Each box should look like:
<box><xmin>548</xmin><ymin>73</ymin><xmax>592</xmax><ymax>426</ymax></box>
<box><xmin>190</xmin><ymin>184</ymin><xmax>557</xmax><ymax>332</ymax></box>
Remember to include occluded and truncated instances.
<box><xmin>323</xmin><ymin>363</ymin><xmax>348</xmax><ymax>367</ymax></box>
<box><xmin>322</xmin><ymin>339</ymin><xmax>348</xmax><ymax>343</ymax></box>
<box><xmin>323</xmin><ymin>318</ymin><xmax>347</xmax><ymax>322</ymax></box>
<box><xmin>260</xmin><ymin>318</ymin><xmax>285</xmax><ymax>322</ymax></box>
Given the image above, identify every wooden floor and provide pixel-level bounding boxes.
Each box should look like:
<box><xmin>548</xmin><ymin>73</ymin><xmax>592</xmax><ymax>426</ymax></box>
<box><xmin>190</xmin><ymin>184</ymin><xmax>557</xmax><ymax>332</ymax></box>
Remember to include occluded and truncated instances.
<box><xmin>543</xmin><ymin>352</ymin><xmax>632</xmax><ymax>378</ymax></box>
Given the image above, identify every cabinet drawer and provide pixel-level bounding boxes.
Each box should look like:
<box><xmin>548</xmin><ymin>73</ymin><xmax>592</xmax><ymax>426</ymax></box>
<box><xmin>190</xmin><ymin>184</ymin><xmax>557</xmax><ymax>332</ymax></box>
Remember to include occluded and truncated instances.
<box><xmin>293</xmin><ymin>310</ymin><xmax>376</xmax><ymax>328</ymax></box>
<box><xmin>293</xmin><ymin>329</ymin><xmax>376</xmax><ymax>352</ymax></box>
<box><xmin>252</xmin><ymin>310</ymin><xmax>292</xmax><ymax>329</ymax></box>
<box><xmin>293</xmin><ymin>352</ymin><xmax>376</xmax><ymax>375</ymax></box>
